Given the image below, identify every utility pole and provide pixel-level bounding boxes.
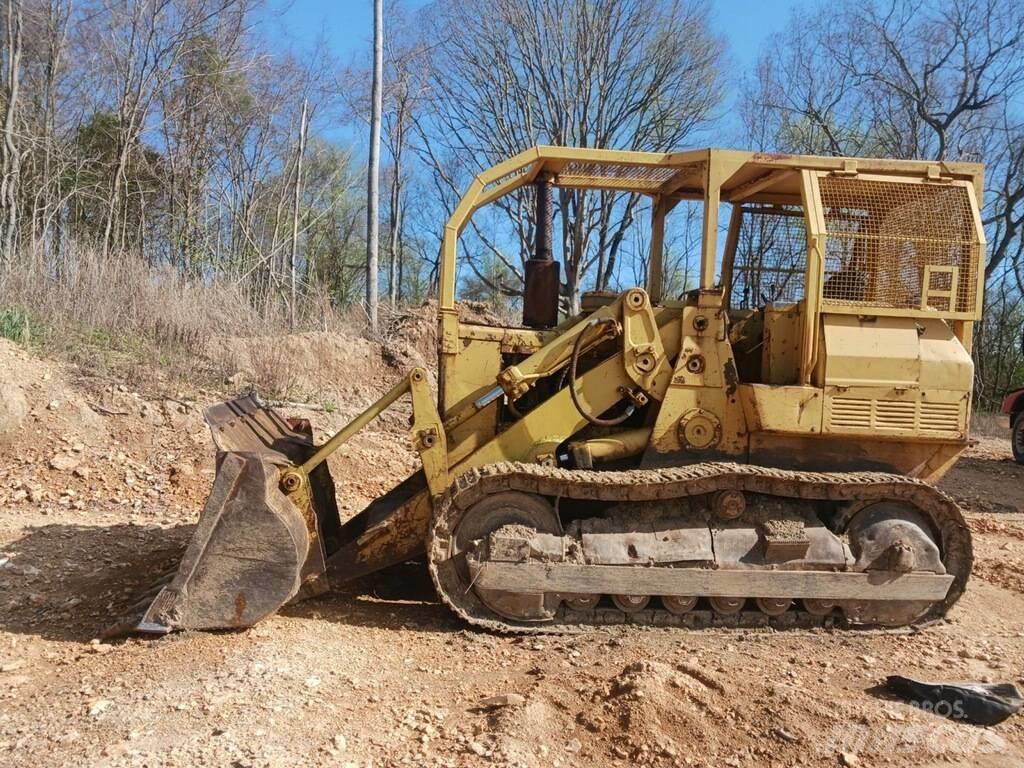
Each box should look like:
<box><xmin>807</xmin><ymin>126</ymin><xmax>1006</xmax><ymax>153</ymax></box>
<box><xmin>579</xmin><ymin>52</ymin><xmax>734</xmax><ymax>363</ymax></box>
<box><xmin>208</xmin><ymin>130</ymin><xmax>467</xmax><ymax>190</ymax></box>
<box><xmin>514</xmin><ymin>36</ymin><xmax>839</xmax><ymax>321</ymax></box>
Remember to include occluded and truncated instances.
<box><xmin>289</xmin><ymin>98</ymin><xmax>308</xmax><ymax>329</ymax></box>
<box><xmin>365</xmin><ymin>0</ymin><xmax>383</xmax><ymax>333</ymax></box>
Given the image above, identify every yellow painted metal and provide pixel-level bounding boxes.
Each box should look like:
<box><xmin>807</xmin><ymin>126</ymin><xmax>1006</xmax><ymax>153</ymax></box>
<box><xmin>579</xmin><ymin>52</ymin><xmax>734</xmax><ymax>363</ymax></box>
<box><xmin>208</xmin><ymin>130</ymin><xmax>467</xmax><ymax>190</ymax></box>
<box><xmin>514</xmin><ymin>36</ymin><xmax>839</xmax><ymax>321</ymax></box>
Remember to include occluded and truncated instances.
<box><xmin>494</xmin><ymin>297</ymin><xmax>627</xmax><ymax>401</ymax></box>
<box><xmin>409</xmin><ymin>368</ymin><xmax>448</xmax><ymax>496</ymax></box>
<box><xmin>289</xmin><ymin>367</ymin><xmax>448</xmax><ymax>497</ymax></box>
<box><xmin>442</xmin><ymin>337</ymin><xmax>502</xmax><ymax>466</ymax></box>
<box><xmin>738</xmin><ymin>385</ymin><xmax>823</xmax><ymax>434</ymax></box>
<box><xmin>648</xmin><ymin>294</ymin><xmax>748</xmax><ymax>460</ymax></box>
<box><xmin>920</xmin><ymin>265</ymin><xmax>960</xmax><ymax>312</ymax></box>
<box><xmin>720</xmin><ymin>204</ymin><xmax>742</xmax><ymax>309</ymax></box>
<box><xmin>727</xmin><ymin>169</ymin><xmax>799</xmax><ymax>202</ymax></box>
<box><xmin>799</xmin><ymin>169</ymin><xmax>825</xmax><ymax>385</ymax></box>
<box><xmin>160</xmin><ymin>142</ymin><xmax>994</xmax><ymax>636</ymax></box>
<box><xmin>569</xmin><ymin>427</ymin><xmax>654</xmax><ymax>466</ymax></box>
<box><xmin>288</xmin><ymin>144</ymin><xmax>986</xmax><ymax>586</ymax></box>
<box><xmin>822</xmin><ymin>386</ymin><xmax>968</xmax><ymax>441</ymax></box>
<box><xmin>299</xmin><ymin>374</ymin><xmax>413</xmax><ymax>475</ymax></box>
<box><xmin>451</xmin><ymin>309</ymin><xmax>683</xmax><ymax>471</ymax></box>
<box><xmin>647</xmin><ymin>196</ymin><xmax>668</xmax><ymax>303</ymax></box>
<box><xmin>309</xmin><ymin>145</ymin><xmax>984</xmax><ymax>475</ymax></box>
<box><xmin>458</xmin><ymin>323</ymin><xmax>555</xmax><ymax>352</ymax></box>
<box><xmin>819</xmin><ymin>315</ymin><xmax>974</xmax><ymax>391</ymax></box>
<box><xmin>437</xmin><ymin>145</ymin><xmax>985</xmax><ymax>314</ymax></box>
<box><xmin>436</xmin><ymin>147</ymin><xmax>984</xmax><ymax>423</ymax></box>
<box><xmin>964</xmin><ymin>181</ymin><xmax>987</xmax><ymax>324</ymax></box>
<box><xmin>809</xmin><ymin>173</ymin><xmax>983</xmax><ymax>321</ymax></box>
<box><xmin>621</xmin><ymin>289</ymin><xmax>673</xmax><ymax>397</ymax></box>
<box><xmin>762</xmin><ymin>305</ymin><xmax>802</xmax><ymax>386</ymax></box>
<box><xmin>747</xmin><ymin>431</ymin><xmax>966</xmax><ymax>483</ymax></box>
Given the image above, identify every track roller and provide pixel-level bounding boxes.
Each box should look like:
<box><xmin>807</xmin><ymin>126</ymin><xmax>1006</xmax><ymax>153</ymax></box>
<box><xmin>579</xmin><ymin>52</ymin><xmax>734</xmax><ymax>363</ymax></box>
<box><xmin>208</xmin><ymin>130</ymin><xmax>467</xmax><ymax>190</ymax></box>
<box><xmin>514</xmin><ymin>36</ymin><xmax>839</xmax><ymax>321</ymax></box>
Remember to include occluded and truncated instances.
<box><xmin>756</xmin><ymin>597</ymin><xmax>793</xmax><ymax>616</ymax></box>
<box><xmin>612</xmin><ymin>594</ymin><xmax>650</xmax><ymax>612</ymax></box>
<box><xmin>565</xmin><ymin>594</ymin><xmax>600</xmax><ymax>610</ymax></box>
<box><xmin>709</xmin><ymin>596</ymin><xmax>745</xmax><ymax>615</ymax></box>
<box><xmin>662</xmin><ymin>595</ymin><xmax>698</xmax><ymax>614</ymax></box>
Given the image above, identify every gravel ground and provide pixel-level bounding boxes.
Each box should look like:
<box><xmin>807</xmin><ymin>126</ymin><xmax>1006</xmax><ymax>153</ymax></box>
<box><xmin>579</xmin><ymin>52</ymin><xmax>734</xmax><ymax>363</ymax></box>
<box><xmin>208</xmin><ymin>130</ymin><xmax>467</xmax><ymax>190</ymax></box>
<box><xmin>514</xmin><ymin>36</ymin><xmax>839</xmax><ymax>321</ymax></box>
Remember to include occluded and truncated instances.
<box><xmin>1</xmin><ymin>338</ymin><xmax>1022</xmax><ymax>768</ymax></box>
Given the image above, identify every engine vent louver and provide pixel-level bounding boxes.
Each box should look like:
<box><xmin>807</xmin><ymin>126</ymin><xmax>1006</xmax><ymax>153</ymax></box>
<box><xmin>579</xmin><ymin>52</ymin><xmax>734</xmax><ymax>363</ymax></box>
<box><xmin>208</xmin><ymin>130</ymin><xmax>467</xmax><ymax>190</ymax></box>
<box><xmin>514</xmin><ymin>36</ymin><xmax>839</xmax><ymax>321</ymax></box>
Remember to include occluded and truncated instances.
<box><xmin>829</xmin><ymin>397</ymin><xmax>962</xmax><ymax>435</ymax></box>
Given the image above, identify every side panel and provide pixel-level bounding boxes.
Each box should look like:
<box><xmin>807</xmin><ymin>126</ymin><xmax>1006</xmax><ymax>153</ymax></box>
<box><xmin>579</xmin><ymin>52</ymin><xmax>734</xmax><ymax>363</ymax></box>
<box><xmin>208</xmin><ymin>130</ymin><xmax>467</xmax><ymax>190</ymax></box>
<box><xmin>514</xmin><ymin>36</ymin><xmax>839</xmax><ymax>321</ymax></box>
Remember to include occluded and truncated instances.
<box><xmin>762</xmin><ymin>304</ymin><xmax>802</xmax><ymax>385</ymax></box>
<box><xmin>442</xmin><ymin>337</ymin><xmax>502</xmax><ymax>459</ymax></box>
<box><xmin>818</xmin><ymin>314</ymin><xmax>972</xmax><ymax>442</ymax></box>
<box><xmin>738</xmin><ymin>384</ymin><xmax>822</xmax><ymax>434</ymax></box>
<box><xmin>748</xmin><ymin>432</ymin><xmax>965</xmax><ymax>484</ymax></box>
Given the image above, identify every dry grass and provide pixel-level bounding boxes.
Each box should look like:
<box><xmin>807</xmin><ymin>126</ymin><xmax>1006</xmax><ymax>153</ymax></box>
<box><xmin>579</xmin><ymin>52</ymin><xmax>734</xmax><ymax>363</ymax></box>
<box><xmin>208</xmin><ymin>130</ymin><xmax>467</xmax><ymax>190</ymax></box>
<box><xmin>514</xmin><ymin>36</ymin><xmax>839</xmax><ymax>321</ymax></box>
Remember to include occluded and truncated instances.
<box><xmin>0</xmin><ymin>245</ymin><xmax>369</xmax><ymax>391</ymax></box>
<box><xmin>972</xmin><ymin>409</ymin><xmax>1009</xmax><ymax>438</ymax></box>
<box><xmin>220</xmin><ymin>340</ymin><xmax>301</xmax><ymax>399</ymax></box>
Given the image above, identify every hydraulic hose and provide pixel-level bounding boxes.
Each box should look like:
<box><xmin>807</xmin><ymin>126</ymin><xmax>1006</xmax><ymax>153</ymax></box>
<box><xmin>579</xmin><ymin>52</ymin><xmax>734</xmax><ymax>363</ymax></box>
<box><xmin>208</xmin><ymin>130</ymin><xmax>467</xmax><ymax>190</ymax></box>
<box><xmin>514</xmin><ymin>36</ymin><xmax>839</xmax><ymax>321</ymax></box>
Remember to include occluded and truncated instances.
<box><xmin>568</xmin><ymin>317</ymin><xmax>636</xmax><ymax>427</ymax></box>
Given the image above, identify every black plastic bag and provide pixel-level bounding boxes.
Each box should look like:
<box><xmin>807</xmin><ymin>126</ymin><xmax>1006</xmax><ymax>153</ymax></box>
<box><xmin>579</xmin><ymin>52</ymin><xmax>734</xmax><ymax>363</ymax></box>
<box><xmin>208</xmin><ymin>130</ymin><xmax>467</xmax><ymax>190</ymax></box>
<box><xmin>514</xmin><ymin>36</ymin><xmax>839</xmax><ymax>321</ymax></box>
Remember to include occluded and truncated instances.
<box><xmin>885</xmin><ymin>675</ymin><xmax>1023</xmax><ymax>726</ymax></box>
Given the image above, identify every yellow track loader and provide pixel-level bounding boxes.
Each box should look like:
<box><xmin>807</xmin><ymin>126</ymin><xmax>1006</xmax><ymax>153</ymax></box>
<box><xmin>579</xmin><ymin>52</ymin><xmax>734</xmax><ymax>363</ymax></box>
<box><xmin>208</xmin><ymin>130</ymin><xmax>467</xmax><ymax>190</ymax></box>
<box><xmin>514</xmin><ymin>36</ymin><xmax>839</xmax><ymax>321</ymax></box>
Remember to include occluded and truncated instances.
<box><xmin>118</xmin><ymin>146</ymin><xmax>983</xmax><ymax>634</ymax></box>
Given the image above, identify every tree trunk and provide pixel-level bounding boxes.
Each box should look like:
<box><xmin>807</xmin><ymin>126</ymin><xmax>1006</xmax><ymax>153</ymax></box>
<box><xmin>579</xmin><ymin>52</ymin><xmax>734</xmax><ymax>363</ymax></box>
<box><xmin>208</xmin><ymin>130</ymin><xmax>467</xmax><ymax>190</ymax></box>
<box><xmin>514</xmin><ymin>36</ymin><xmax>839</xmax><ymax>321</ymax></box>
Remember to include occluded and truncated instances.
<box><xmin>0</xmin><ymin>0</ymin><xmax>23</xmax><ymax>264</ymax></box>
<box><xmin>289</xmin><ymin>99</ymin><xmax>308</xmax><ymax>329</ymax></box>
<box><xmin>366</xmin><ymin>0</ymin><xmax>383</xmax><ymax>332</ymax></box>
<box><xmin>388</xmin><ymin>146</ymin><xmax>402</xmax><ymax>307</ymax></box>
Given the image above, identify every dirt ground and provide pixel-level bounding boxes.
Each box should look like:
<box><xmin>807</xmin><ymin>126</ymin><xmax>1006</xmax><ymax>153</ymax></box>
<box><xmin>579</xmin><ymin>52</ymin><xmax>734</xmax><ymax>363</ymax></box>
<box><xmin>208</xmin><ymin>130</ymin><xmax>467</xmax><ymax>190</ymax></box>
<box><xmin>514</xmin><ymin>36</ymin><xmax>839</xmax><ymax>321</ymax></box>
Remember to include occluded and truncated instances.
<box><xmin>1</xmin><ymin>335</ymin><xmax>1023</xmax><ymax>768</ymax></box>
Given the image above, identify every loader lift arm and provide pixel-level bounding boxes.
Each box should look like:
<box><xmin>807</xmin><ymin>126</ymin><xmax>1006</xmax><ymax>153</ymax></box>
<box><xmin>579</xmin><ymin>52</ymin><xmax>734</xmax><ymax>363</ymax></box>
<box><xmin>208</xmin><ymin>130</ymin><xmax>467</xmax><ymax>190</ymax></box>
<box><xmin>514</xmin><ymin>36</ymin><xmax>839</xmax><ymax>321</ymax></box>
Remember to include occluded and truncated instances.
<box><xmin>280</xmin><ymin>367</ymin><xmax>448</xmax><ymax>500</ymax></box>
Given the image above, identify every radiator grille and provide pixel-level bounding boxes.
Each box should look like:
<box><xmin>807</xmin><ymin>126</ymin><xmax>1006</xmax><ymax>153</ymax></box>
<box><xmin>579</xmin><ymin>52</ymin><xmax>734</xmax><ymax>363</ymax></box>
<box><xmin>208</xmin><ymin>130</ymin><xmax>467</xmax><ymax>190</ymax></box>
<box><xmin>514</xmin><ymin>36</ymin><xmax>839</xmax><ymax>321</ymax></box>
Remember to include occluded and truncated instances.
<box><xmin>829</xmin><ymin>397</ymin><xmax>962</xmax><ymax>434</ymax></box>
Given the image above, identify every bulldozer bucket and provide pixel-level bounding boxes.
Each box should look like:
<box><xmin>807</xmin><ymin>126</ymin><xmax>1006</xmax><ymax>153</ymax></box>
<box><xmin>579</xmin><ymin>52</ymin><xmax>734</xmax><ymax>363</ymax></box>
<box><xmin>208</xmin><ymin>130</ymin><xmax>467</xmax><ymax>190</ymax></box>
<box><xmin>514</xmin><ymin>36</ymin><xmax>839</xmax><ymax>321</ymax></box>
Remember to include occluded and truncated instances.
<box><xmin>109</xmin><ymin>395</ymin><xmax>341</xmax><ymax>635</ymax></box>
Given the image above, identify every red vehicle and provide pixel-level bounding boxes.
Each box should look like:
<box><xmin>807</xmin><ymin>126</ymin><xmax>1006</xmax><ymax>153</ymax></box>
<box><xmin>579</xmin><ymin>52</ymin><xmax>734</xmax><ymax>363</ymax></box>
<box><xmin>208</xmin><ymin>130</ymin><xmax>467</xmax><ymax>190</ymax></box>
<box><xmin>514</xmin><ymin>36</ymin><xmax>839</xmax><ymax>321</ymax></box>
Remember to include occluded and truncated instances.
<box><xmin>1001</xmin><ymin>388</ymin><xmax>1024</xmax><ymax>463</ymax></box>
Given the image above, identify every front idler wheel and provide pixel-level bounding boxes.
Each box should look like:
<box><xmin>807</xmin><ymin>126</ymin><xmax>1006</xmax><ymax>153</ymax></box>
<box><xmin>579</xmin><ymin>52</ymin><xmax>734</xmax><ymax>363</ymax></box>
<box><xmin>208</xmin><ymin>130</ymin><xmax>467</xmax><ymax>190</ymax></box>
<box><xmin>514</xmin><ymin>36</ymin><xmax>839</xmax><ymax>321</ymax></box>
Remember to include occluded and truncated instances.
<box><xmin>452</xmin><ymin>491</ymin><xmax>562</xmax><ymax>623</ymax></box>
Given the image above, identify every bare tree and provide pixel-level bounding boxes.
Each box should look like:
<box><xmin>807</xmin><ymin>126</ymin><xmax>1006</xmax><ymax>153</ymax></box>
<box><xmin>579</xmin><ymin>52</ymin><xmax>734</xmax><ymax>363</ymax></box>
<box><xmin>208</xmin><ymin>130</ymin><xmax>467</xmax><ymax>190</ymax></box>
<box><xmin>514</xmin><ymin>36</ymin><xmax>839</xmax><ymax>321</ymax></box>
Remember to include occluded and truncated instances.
<box><xmin>339</xmin><ymin>3</ymin><xmax>431</xmax><ymax>306</ymax></box>
<box><xmin>420</xmin><ymin>0</ymin><xmax>723</xmax><ymax>313</ymax></box>
<box><xmin>22</xmin><ymin>0</ymin><xmax>73</xmax><ymax>255</ymax></box>
<box><xmin>289</xmin><ymin>98</ymin><xmax>308</xmax><ymax>328</ymax></box>
<box><xmin>382</xmin><ymin>16</ymin><xmax>429</xmax><ymax>305</ymax></box>
<box><xmin>0</xmin><ymin>0</ymin><xmax>23</xmax><ymax>262</ymax></box>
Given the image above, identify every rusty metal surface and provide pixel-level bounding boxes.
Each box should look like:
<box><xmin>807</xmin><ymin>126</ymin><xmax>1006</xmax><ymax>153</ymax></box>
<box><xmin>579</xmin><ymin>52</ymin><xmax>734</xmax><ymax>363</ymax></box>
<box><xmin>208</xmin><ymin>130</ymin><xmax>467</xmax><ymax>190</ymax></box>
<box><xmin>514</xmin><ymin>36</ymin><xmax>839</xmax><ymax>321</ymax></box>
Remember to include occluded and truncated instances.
<box><xmin>204</xmin><ymin>394</ymin><xmax>307</xmax><ymax>457</ymax></box>
<box><xmin>574</xmin><ymin>516</ymin><xmax>714</xmax><ymax>565</ymax></box>
<box><xmin>325</xmin><ymin>470</ymin><xmax>432</xmax><ymax>585</ymax></box>
<box><xmin>110</xmin><ymin>396</ymin><xmax>343</xmax><ymax>635</ymax></box>
<box><xmin>522</xmin><ymin>258</ymin><xmax>560</xmax><ymax>328</ymax></box>
<box><xmin>112</xmin><ymin>452</ymin><xmax>312</xmax><ymax>634</ymax></box>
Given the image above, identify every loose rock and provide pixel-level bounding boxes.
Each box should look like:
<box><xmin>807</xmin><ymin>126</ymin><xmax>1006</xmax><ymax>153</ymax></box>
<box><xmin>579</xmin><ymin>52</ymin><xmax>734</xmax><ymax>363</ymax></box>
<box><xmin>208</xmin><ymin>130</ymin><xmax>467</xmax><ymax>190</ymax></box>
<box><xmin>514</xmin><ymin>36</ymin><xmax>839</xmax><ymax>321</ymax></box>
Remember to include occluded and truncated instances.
<box><xmin>478</xmin><ymin>693</ymin><xmax>525</xmax><ymax>709</ymax></box>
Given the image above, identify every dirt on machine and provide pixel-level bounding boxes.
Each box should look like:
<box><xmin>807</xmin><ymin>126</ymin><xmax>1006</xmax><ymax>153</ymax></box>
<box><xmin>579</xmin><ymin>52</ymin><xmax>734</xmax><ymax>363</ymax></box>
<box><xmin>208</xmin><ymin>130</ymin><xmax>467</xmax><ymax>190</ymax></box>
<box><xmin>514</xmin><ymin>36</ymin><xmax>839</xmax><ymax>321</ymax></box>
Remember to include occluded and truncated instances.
<box><xmin>113</xmin><ymin>146</ymin><xmax>985</xmax><ymax>636</ymax></box>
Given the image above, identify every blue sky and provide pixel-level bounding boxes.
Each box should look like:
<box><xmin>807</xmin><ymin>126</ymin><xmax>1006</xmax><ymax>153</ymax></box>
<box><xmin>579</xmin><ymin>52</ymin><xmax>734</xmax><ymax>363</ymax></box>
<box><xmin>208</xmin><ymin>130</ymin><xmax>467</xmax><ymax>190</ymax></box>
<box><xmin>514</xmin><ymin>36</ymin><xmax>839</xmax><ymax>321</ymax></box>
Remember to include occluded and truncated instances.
<box><xmin>264</xmin><ymin>0</ymin><xmax>802</xmax><ymax>149</ymax></box>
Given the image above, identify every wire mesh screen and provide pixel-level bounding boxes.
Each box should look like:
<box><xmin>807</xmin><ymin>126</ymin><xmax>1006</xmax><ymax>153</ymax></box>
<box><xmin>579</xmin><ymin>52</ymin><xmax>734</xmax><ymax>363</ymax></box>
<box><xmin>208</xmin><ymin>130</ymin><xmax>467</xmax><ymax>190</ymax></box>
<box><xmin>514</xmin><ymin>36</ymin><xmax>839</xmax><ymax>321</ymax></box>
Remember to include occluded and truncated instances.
<box><xmin>818</xmin><ymin>177</ymin><xmax>979</xmax><ymax>314</ymax></box>
<box><xmin>730</xmin><ymin>207</ymin><xmax>808</xmax><ymax>310</ymax></box>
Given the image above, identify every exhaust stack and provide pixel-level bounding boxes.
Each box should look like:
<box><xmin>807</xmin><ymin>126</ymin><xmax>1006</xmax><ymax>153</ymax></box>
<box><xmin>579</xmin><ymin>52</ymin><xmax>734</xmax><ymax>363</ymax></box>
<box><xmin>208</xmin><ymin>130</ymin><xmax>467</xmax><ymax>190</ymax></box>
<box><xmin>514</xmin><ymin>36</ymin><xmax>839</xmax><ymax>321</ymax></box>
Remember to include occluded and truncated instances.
<box><xmin>522</xmin><ymin>172</ymin><xmax>560</xmax><ymax>328</ymax></box>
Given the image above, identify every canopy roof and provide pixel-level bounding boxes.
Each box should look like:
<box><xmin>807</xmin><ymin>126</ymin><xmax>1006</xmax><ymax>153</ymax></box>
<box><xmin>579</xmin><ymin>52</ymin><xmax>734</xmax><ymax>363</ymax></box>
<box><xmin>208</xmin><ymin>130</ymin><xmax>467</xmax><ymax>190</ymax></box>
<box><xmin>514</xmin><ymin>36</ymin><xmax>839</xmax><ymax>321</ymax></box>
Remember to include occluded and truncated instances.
<box><xmin>465</xmin><ymin>146</ymin><xmax>984</xmax><ymax>213</ymax></box>
<box><xmin>438</xmin><ymin>145</ymin><xmax>985</xmax><ymax>308</ymax></box>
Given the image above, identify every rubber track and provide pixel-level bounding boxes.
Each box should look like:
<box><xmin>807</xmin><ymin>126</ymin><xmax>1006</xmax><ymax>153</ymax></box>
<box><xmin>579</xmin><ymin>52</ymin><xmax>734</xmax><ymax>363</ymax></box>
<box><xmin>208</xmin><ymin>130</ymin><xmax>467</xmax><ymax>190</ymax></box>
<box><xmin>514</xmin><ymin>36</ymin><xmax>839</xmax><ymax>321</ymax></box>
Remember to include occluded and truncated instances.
<box><xmin>426</xmin><ymin>462</ymin><xmax>973</xmax><ymax>634</ymax></box>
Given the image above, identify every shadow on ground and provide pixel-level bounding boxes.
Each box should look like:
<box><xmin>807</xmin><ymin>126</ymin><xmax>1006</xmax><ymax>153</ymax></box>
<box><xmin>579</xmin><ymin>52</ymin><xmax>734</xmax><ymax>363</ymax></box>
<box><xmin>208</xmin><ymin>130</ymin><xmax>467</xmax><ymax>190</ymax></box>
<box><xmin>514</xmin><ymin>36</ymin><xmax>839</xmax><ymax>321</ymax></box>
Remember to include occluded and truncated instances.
<box><xmin>0</xmin><ymin>523</ymin><xmax>449</xmax><ymax>642</ymax></box>
<box><xmin>0</xmin><ymin>522</ymin><xmax>192</xmax><ymax>641</ymax></box>
<box><xmin>280</xmin><ymin>559</ymin><xmax>458</xmax><ymax>632</ymax></box>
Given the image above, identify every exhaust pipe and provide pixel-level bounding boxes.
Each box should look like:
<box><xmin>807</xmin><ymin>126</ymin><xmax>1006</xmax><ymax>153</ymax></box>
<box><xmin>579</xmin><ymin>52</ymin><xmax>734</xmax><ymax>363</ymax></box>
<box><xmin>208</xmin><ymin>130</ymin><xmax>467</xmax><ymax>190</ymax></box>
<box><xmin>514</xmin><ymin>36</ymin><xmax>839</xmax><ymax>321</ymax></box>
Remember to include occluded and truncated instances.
<box><xmin>522</xmin><ymin>171</ymin><xmax>560</xmax><ymax>328</ymax></box>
